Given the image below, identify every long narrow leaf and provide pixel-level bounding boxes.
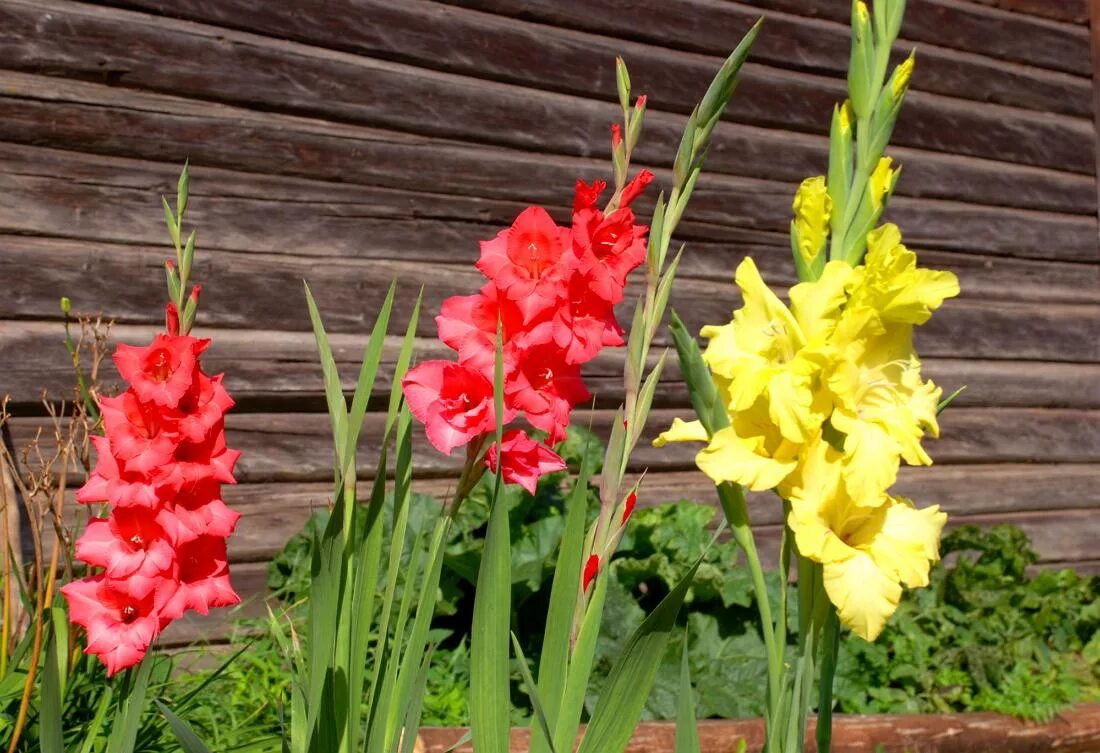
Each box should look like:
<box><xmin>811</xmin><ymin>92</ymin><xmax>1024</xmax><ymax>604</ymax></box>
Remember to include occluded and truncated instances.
<box><xmin>303</xmin><ymin>282</ymin><xmax>349</xmax><ymax>471</ymax></box>
<box><xmin>553</xmin><ymin>574</ymin><xmax>607</xmax><ymax>753</ymax></box>
<box><xmin>530</xmin><ymin>455</ymin><xmax>592</xmax><ymax>753</ymax></box>
<box><xmin>511</xmin><ymin>633</ymin><xmax>559</xmax><ymax>753</ymax></box>
<box><xmin>342</xmin><ymin>279</ymin><xmax>398</xmax><ymax>472</ymax></box>
<box><xmin>668</xmin><ymin>310</ymin><xmax>728</xmax><ymax>434</ymax></box>
<box><xmin>39</xmin><ymin>622</ymin><xmax>64</xmax><ymax>753</ymax></box>
<box><xmin>674</xmin><ymin>636</ymin><xmax>701</xmax><ymax>753</ymax></box>
<box><xmin>156</xmin><ymin>700</ymin><xmax>215</xmax><ymax>753</ymax></box>
<box><xmin>105</xmin><ymin>657</ymin><xmax>153</xmax><ymax>753</ymax></box>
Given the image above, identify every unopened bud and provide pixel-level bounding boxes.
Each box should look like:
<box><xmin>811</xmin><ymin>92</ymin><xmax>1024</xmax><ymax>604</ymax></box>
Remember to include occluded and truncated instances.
<box><xmin>188</xmin><ymin>284</ymin><xmax>202</xmax><ymax>303</ymax></box>
<box><xmin>868</xmin><ymin>157</ymin><xmax>898</xmax><ymax>210</ymax></box>
<box><xmin>891</xmin><ymin>54</ymin><xmax>915</xmax><ymax>100</ymax></box>
<box><xmin>619</xmin><ymin>169</ymin><xmax>654</xmax><ymax>208</ymax></box>
<box><xmin>621</xmin><ymin>491</ymin><xmax>637</xmax><ymax>525</ymax></box>
<box><xmin>610</xmin><ymin>123</ymin><xmax>623</xmax><ymax>149</ymax></box>
<box><xmin>166</xmin><ymin>259</ymin><xmax>176</xmax><ymax>271</ymax></box>
<box><xmin>59</xmin><ymin>297</ymin><xmax>72</xmax><ymax>314</ymax></box>
<box><xmin>582</xmin><ymin>554</ymin><xmax>599</xmax><ymax>592</ymax></box>
<box><xmin>166</xmin><ymin>302</ymin><xmax>180</xmax><ymax>336</ymax></box>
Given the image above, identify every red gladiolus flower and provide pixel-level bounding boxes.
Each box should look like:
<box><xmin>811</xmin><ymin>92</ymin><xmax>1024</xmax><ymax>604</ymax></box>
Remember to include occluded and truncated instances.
<box><xmin>404</xmin><ymin>361</ymin><xmax>500</xmax><ymax>455</ymax></box>
<box><xmin>505</xmin><ymin>345</ymin><xmax>590</xmax><ymax>444</ymax></box>
<box><xmin>619</xmin><ymin>169</ymin><xmax>654</xmax><ymax>209</ymax></box>
<box><xmin>583</xmin><ymin>554</ymin><xmax>600</xmax><ymax>592</ymax></box>
<box><xmin>65</xmin><ymin>328</ymin><xmax>239</xmax><ymax>675</ymax></box>
<box><xmin>572</xmin><ymin>207</ymin><xmax>648</xmax><ymax>304</ymax></box>
<box><xmin>485</xmin><ymin>430</ymin><xmax>568</xmax><ymax>494</ymax></box>
<box><xmin>574</xmin><ymin>178</ymin><xmax>607</xmax><ymax>212</ymax></box>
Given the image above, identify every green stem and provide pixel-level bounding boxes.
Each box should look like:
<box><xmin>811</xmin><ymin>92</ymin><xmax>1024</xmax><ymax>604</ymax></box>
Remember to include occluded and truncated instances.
<box><xmin>815</xmin><ymin>609</ymin><xmax>841</xmax><ymax>753</ymax></box>
<box><xmin>717</xmin><ymin>484</ymin><xmax>782</xmax><ymax>723</ymax></box>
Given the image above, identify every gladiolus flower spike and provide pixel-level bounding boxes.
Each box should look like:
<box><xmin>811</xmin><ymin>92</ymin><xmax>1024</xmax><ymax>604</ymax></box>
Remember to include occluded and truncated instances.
<box><xmin>403</xmin><ymin>170</ymin><xmax>652</xmax><ymax>496</ymax></box>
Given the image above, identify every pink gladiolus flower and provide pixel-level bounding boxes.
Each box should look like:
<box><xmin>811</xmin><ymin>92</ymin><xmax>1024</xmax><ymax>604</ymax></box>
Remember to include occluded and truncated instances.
<box><xmin>404</xmin><ymin>361</ymin><xmax>499</xmax><ymax>455</ymax></box>
<box><xmin>113</xmin><ymin>334</ymin><xmax>209</xmax><ymax>409</ymax></box>
<box><xmin>505</xmin><ymin>345</ymin><xmax>590</xmax><ymax>444</ymax></box>
<box><xmin>476</xmin><ymin>206</ymin><xmax>572</xmax><ymax>321</ymax></box>
<box><xmin>61</xmin><ymin>575</ymin><xmax>176</xmax><ymax>677</ymax></box>
<box><xmin>572</xmin><ymin>207</ymin><xmax>648</xmax><ymax>304</ymax></box>
<box><xmin>485</xmin><ymin>430</ymin><xmax>568</xmax><ymax>494</ymax></box>
<box><xmin>162</xmin><ymin>535</ymin><xmax>240</xmax><ymax>619</ymax></box>
<box><xmin>66</xmin><ymin>327</ymin><xmax>240</xmax><ymax>676</ymax></box>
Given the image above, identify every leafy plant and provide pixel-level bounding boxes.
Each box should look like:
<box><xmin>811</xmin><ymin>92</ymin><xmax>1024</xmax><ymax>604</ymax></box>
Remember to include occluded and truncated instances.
<box><xmin>834</xmin><ymin>524</ymin><xmax>1099</xmax><ymax>721</ymax></box>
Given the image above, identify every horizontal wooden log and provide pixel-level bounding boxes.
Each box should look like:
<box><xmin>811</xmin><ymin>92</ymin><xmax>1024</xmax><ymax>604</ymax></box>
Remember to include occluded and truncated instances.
<box><xmin>1</xmin><ymin>69</ymin><xmax>1094</xmax><ymax>217</ymax></box>
<box><xmin>6</xmin><ymin>320</ymin><xmax>1100</xmax><ymax>410</ymax></box>
<box><xmin>747</xmin><ymin>0</ymin><xmax>1093</xmax><ymax>77</ymax></box>
<box><xmin>970</xmin><ymin>0</ymin><xmax>1089</xmax><ymax>24</ymax></box>
<box><xmin>104</xmin><ymin>0</ymin><xmax>1095</xmax><ymax>123</ymax></box>
<box><xmin>0</xmin><ymin>0</ymin><xmax>1092</xmax><ymax>174</ymax></box>
<box><xmin>0</xmin><ymin>122</ymin><xmax>1095</xmax><ymax>264</ymax></box>
<box><xmin>435</xmin><ymin>0</ymin><xmax>1093</xmax><ymax>117</ymax></box>
<box><xmin>418</xmin><ymin>704</ymin><xmax>1100</xmax><ymax>753</ymax></box>
<box><xmin>8</xmin><ymin>406</ymin><xmax>1099</xmax><ymax>489</ymax></box>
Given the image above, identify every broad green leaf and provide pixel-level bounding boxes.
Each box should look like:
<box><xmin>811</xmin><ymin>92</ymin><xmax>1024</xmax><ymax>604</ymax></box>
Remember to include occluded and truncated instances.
<box><xmin>156</xmin><ymin>699</ymin><xmax>215</xmax><ymax>753</ymax></box>
<box><xmin>576</xmin><ymin>552</ymin><xmax>706</xmax><ymax>753</ymax></box>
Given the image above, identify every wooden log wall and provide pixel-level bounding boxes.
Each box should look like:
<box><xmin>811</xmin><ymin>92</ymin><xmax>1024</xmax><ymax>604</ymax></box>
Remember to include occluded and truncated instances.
<box><xmin>1</xmin><ymin>0</ymin><xmax>1098</xmax><ymax>645</ymax></box>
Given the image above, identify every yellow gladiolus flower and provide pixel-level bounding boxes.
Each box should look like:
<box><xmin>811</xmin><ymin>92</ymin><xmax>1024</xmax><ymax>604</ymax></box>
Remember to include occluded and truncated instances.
<box><xmin>701</xmin><ymin>257</ymin><xmax>843</xmax><ymax>444</ymax></box>
<box><xmin>786</xmin><ymin>439</ymin><xmax>947</xmax><ymax>641</ymax></box>
<box><xmin>792</xmin><ymin>176</ymin><xmax>832</xmax><ymax>267</ymax></box>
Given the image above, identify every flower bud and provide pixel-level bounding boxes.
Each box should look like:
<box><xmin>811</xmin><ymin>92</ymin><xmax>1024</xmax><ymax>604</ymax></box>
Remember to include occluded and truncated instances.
<box><xmin>792</xmin><ymin>176</ymin><xmax>832</xmax><ymax>270</ymax></box>
<box><xmin>166</xmin><ymin>302</ymin><xmax>180</xmax><ymax>336</ymax></box>
<box><xmin>582</xmin><ymin>554</ymin><xmax>600</xmax><ymax>592</ymax></box>
<box><xmin>60</xmin><ymin>296</ymin><xmax>72</xmax><ymax>315</ymax></box>
<box><xmin>868</xmin><ymin>157</ymin><xmax>899</xmax><ymax>211</ymax></box>
<box><xmin>848</xmin><ymin>1</ymin><xmax>875</xmax><ymax>119</ymax></box>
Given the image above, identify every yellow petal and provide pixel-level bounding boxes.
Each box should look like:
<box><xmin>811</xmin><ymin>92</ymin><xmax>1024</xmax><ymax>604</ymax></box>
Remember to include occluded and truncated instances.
<box><xmin>863</xmin><ymin>498</ymin><xmax>947</xmax><ymax>589</ymax></box>
<box><xmin>791</xmin><ymin>176</ymin><xmax>832</xmax><ymax>266</ymax></box>
<box><xmin>790</xmin><ymin>260</ymin><xmax>853</xmax><ymax>343</ymax></box>
<box><xmin>823</xmin><ymin>551</ymin><xmax>902</xmax><ymax>641</ymax></box>
<box><xmin>654</xmin><ymin>418</ymin><xmax>709</xmax><ymax>447</ymax></box>
<box><xmin>700</xmin><ymin>322</ymin><xmax>741</xmax><ymax>379</ymax></box>
<box><xmin>695</xmin><ymin>426</ymin><xmax>796</xmax><ymax>491</ymax></box>
<box><xmin>831</xmin><ymin>411</ymin><xmax>898</xmax><ymax>507</ymax></box>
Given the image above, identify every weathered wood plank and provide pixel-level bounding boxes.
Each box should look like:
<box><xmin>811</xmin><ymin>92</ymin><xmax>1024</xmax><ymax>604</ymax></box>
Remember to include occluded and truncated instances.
<box><xmin>430</xmin><ymin>0</ymin><xmax>1092</xmax><ymax>117</ymax></box>
<box><xmin>4</xmin><ymin>233</ymin><xmax>1100</xmax><ymax>364</ymax></box>
<box><xmin>9</xmin><ymin>408</ymin><xmax>1099</xmax><ymax>488</ymax></box>
<box><xmin>1</xmin><ymin>131</ymin><xmax>1095</xmax><ymax>263</ymax></box>
<box><xmin>104</xmin><ymin>0</ymin><xmax>1095</xmax><ymax>119</ymax></box>
<box><xmin>418</xmin><ymin>706</ymin><xmax>1100</xmax><ymax>753</ymax></box>
<box><xmin>0</xmin><ymin>0</ymin><xmax>1093</xmax><ymax>173</ymax></box>
<box><xmin>746</xmin><ymin>0</ymin><xmax>1093</xmax><ymax>77</ymax></box>
<box><xmin>970</xmin><ymin>0</ymin><xmax>1089</xmax><ymax>24</ymax></box>
<box><xmin>7</xmin><ymin>321</ymin><xmax>1100</xmax><ymax>411</ymax></box>
<box><xmin>1</xmin><ymin>69</ymin><xmax>1093</xmax><ymax>216</ymax></box>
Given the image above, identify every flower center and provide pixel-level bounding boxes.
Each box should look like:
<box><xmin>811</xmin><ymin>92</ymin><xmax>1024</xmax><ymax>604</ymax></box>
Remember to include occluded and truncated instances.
<box><xmin>120</xmin><ymin>605</ymin><xmax>138</xmax><ymax>623</ymax></box>
<box><xmin>145</xmin><ymin>349</ymin><xmax>173</xmax><ymax>382</ymax></box>
<box><xmin>129</xmin><ymin>534</ymin><xmax>145</xmax><ymax>548</ymax></box>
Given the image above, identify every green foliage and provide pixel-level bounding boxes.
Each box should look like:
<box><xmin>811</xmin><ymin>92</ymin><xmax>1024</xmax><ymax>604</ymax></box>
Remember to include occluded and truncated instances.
<box><xmin>833</xmin><ymin>525</ymin><xmax>1099</xmax><ymax>721</ymax></box>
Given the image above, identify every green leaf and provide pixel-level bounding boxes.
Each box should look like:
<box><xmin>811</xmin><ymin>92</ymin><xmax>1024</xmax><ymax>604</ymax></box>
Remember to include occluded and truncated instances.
<box><xmin>39</xmin><ymin>620</ymin><xmax>64</xmax><ymax>753</ymax></box>
<box><xmin>511</xmin><ymin>632</ymin><xmax>560</xmax><ymax>753</ymax></box>
<box><xmin>674</xmin><ymin>636</ymin><xmax>700</xmax><ymax>753</ymax></box>
<box><xmin>176</xmin><ymin>160</ymin><xmax>191</xmax><ymax>219</ymax></box>
<box><xmin>105</xmin><ymin>657</ymin><xmax>154</xmax><ymax>753</ymax></box>
<box><xmin>303</xmin><ymin>282</ymin><xmax>349</xmax><ymax>471</ymax></box>
<box><xmin>469</xmin><ymin>326</ymin><xmax>512</xmax><ymax>753</ymax></box>
<box><xmin>937</xmin><ymin>385</ymin><xmax>966</xmax><ymax>415</ymax></box>
<box><xmin>554</xmin><ymin>574</ymin><xmax>607</xmax><ymax>753</ymax></box>
<box><xmin>576</xmin><ymin>552</ymin><xmax>706</xmax><ymax>753</ymax></box>
<box><xmin>156</xmin><ymin>699</ymin><xmax>215</xmax><ymax>753</ymax></box>
<box><xmin>668</xmin><ymin>310</ymin><xmax>728</xmax><ymax>435</ymax></box>
<box><xmin>343</xmin><ymin>279</ymin><xmax>398</xmax><ymax>471</ymax></box>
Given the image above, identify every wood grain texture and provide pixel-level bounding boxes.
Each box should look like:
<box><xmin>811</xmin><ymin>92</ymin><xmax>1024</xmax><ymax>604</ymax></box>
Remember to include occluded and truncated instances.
<box><xmin>971</xmin><ymin>0</ymin><xmax>1089</xmax><ymax>24</ymax></box>
<box><xmin>1</xmin><ymin>143</ymin><xmax>1095</xmax><ymax>262</ymax></box>
<box><xmin>0</xmin><ymin>0</ymin><xmax>1093</xmax><ymax>173</ymax></box>
<box><xmin>1</xmin><ymin>69</ymin><xmax>1093</xmax><ymax>216</ymax></box>
<box><xmin>105</xmin><ymin>0</ymin><xmax>1095</xmax><ymax>119</ymax></box>
<box><xmin>418</xmin><ymin>704</ymin><xmax>1100</xmax><ymax>753</ymax></box>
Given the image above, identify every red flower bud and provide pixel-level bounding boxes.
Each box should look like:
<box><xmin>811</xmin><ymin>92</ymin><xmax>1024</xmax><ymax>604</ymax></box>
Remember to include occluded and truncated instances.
<box><xmin>582</xmin><ymin>553</ymin><xmax>600</xmax><ymax>592</ymax></box>
<box><xmin>620</xmin><ymin>169</ymin><xmax>654</xmax><ymax>208</ymax></box>
<box><xmin>166</xmin><ymin>303</ymin><xmax>180</xmax><ymax>336</ymax></box>
<box><xmin>621</xmin><ymin>491</ymin><xmax>637</xmax><ymax>525</ymax></box>
<box><xmin>610</xmin><ymin>123</ymin><xmax>623</xmax><ymax>149</ymax></box>
<box><xmin>189</xmin><ymin>284</ymin><xmax>202</xmax><ymax>303</ymax></box>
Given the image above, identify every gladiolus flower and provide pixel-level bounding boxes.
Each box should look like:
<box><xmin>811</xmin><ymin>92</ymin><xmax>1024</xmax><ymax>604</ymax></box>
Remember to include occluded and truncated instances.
<box><xmin>66</xmin><ymin>327</ymin><xmax>240</xmax><ymax>675</ymax></box>
<box><xmin>485</xmin><ymin>429</ymin><xmax>567</xmax><ymax>494</ymax></box>
<box><xmin>404</xmin><ymin>361</ymin><xmax>499</xmax><ymax>455</ymax></box>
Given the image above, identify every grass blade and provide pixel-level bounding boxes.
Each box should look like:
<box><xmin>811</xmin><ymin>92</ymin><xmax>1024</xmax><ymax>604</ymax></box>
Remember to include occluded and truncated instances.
<box><xmin>39</xmin><ymin>621</ymin><xmax>64</xmax><ymax>753</ymax></box>
<box><xmin>303</xmin><ymin>282</ymin><xmax>349</xmax><ymax>472</ymax></box>
<box><xmin>343</xmin><ymin>280</ymin><xmax>398</xmax><ymax>468</ymax></box>
<box><xmin>105</xmin><ymin>656</ymin><xmax>153</xmax><ymax>753</ymax></box>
